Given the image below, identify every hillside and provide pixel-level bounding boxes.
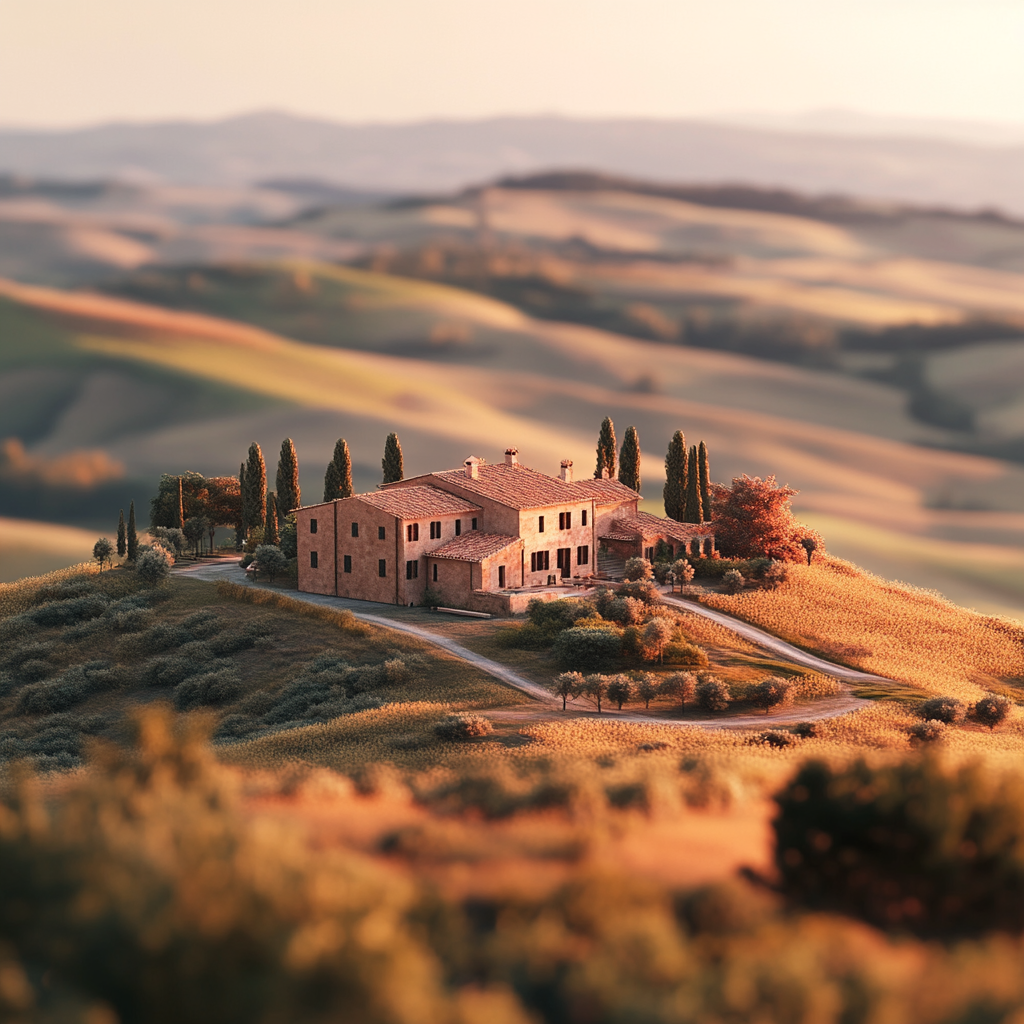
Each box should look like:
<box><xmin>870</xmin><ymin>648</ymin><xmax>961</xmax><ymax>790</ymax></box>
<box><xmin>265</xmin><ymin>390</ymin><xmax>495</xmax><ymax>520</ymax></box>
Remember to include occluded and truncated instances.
<box><xmin>6</xmin><ymin>270</ymin><xmax>1024</xmax><ymax>615</ymax></box>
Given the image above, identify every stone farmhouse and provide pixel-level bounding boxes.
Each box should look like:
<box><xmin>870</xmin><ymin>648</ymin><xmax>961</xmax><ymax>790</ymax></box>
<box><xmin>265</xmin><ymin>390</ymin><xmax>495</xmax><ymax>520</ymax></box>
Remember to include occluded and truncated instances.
<box><xmin>295</xmin><ymin>448</ymin><xmax>716</xmax><ymax>614</ymax></box>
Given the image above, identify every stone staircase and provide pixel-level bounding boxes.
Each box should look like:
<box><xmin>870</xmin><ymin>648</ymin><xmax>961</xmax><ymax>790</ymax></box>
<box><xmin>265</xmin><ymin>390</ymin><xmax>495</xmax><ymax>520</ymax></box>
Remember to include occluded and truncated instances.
<box><xmin>596</xmin><ymin>548</ymin><xmax>628</xmax><ymax>581</ymax></box>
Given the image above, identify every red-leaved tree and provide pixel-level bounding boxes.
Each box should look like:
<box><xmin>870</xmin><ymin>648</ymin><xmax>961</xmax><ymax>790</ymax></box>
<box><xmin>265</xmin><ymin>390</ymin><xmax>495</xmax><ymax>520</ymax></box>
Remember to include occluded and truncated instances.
<box><xmin>711</xmin><ymin>474</ymin><xmax>824</xmax><ymax>562</ymax></box>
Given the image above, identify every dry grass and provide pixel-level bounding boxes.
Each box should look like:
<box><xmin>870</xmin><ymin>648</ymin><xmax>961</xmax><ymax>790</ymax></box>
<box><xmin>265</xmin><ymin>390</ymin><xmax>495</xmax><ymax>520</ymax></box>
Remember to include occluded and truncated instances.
<box><xmin>701</xmin><ymin>555</ymin><xmax>1024</xmax><ymax>700</ymax></box>
<box><xmin>0</xmin><ymin>561</ymin><xmax>99</xmax><ymax>617</ymax></box>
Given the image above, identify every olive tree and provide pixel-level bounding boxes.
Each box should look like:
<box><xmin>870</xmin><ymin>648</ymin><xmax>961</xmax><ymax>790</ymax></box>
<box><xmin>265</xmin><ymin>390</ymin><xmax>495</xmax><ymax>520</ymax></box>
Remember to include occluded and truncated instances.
<box><xmin>749</xmin><ymin>676</ymin><xmax>793</xmax><ymax>715</ymax></box>
<box><xmin>253</xmin><ymin>544</ymin><xmax>289</xmax><ymax>584</ymax></box>
<box><xmin>554</xmin><ymin>671</ymin><xmax>583</xmax><ymax>711</ymax></box>
<box><xmin>606</xmin><ymin>674</ymin><xmax>634</xmax><ymax>710</ymax></box>
<box><xmin>93</xmin><ymin>537</ymin><xmax>114</xmax><ymax>572</ymax></box>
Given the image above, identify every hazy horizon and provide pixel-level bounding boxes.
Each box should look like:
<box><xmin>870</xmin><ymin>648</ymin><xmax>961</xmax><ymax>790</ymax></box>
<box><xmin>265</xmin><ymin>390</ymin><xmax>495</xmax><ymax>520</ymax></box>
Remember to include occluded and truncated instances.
<box><xmin>2</xmin><ymin>0</ymin><xmax>1023</xmax><ymax>131</ymax></box>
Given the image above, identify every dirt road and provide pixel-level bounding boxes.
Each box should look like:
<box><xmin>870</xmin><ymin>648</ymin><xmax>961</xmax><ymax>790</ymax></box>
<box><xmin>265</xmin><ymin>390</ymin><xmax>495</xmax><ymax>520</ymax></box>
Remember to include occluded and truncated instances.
<box><xmin>178</xmin><ymin>562</ymin><xmax>874</xmax><ymax>726</ymax></box>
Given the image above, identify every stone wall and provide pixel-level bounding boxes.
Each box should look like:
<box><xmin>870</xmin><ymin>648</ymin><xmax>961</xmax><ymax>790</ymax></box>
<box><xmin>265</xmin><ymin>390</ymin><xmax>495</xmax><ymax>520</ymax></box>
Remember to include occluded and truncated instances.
<box><xmin>296</xmin><ymin>502</ymin><xmax>337</xmax><ymax>596</ymax></box>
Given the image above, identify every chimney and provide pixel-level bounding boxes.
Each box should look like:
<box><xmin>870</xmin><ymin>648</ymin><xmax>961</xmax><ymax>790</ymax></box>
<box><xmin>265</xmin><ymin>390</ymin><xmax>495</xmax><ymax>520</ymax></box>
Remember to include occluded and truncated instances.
<box><xmin>464</xmin><ymin>456</ymin><xmax>482</xmax><ymax>480</ymax></box>
<box><xmin>504</xmin><ymin>447</ymin><xmax>519</xmax><ymax>467</ymax></box>
<box><xmin>560</xmin><ymin>459</ymin><xmax>573</xmax><ymax>483</ymax></box>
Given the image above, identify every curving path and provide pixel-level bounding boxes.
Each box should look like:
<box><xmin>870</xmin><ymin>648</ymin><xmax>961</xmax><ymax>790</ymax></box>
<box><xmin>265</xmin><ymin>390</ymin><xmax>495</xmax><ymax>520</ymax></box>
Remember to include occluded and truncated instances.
<box><xmin>660</xmin><ymin>592</ymin><xmax>889</xmax><ymax>683</ymax></box>
<box><xmin>176</xmin><ymin>562</ymin><xmax>878</xmax><ymax>726</ymax></box>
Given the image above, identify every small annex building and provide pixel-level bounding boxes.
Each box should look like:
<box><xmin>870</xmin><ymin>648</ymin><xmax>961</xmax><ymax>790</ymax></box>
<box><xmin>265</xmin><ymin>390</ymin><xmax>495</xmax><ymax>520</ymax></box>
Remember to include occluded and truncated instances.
<box><xmin>294</xmin><ymin>448</ymin><xmax>715</xmax><ymax>614</ymax></box>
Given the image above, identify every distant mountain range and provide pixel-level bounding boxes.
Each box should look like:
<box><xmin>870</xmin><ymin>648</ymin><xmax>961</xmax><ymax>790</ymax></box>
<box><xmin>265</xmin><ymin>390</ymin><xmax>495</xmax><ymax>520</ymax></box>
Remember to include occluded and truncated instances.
<box><xmin>1</xmin><ymin>112</ymin><xmax>1023</xmax><ymax>215</ymax></box>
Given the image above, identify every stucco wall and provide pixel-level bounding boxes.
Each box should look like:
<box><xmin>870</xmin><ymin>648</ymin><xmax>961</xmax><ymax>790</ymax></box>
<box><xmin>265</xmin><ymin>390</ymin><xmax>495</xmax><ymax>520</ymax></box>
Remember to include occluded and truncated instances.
<box><xmin>334</xmin><ymin>498</ymin><xmax>400</xmax><ymax>604</ymax></box>
<box><xmin>518</xmin><ymin>500</ymin><xmax>597</xmax><ymax>586</ymax></box>
<box><xmin>296</xmin><ymin>502</ymin><xmax>337</xmax><ymax>596</ymax></box>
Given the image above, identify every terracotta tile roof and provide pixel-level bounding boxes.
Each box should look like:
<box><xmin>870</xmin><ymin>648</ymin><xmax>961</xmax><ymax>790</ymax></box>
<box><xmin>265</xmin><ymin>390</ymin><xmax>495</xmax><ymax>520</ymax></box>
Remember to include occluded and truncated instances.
<box><xmin>354</xmin><ymin>486</ymin><xmax>480</xmax><ymax>519</ymax></box>
<box><xmin>600</xmin><ymin>511</ymin><xmax>715</xmax><ymax>543</ymax></box>
<box><xmin>570</xmin><ymin>477</ymin><xmax>642</xmax><ymax>504</ymax></box>
<box><xmin>429</xmin><ymin>533</ymin><xmax>522</xmax><ymax>562</ymax></box>
<box><xmin>430</xmin><ymin>463</ymin><xmax>639</xmax><ymax>511</ymax></box>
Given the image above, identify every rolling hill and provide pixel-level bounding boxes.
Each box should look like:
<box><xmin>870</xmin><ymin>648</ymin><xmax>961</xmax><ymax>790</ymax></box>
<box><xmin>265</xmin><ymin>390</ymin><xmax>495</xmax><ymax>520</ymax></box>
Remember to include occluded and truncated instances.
<box><xmin>6</xmin><ymin>268</ymin><xmax>1024</xmax><ymax>616</ymax></box>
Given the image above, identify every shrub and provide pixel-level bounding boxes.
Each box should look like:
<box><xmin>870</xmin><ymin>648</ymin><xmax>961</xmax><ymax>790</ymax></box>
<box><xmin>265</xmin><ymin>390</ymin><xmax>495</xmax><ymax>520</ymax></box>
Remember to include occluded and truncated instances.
<box><xmin>135</xmin><ymin>546</ymin><xmax>174</xmax><ymax>586</ymax></box>
<box><xmin>605</xmin><ymin>596</ymin><xmax>643</xmax><ymax>625</ymax></box>
<box><xmin>552</xmin><ymin>627</ymin><xmax>621</xmax><ymax>670</ymax></box>
<box><xmin>750</xmin><ymin>730</ymin><xmax>799</xmax><ymax>748</ymax></box>
<box><xmin>663</xmin><ymin>642</ymin><xmax>708</xmax><ymax>667</ymax></box>
<box><xmin>793</xmin><ymin>721</ymin><xmax>818</xmax><ymax>738</ymax></box>
<box><xmin>15</xmin><ymin>660</ymin><xmax>124</xmax><ymax>714</ymax></box>
<box><xmin>492</xmin><ymin>622</ymin><xmax>551</xmax><ymax>650</ymax></box>
<box><xmin>775</xmin><ymin>757</ymin><xmax>1024</xmax><ymax>935</ymax></box>
<box><xmin>434</xmin><ymin>713</ymin><xmax>494</xmax><ymax>741</ymax></box>
<box><xmin>606</xmin><ymin>674</ymin><xmax>633</xmax><ymax>710</ymax></box>
<box><xmin>661</xmin><ymin>672</ymin><xmax>696</xmax><ymax>709</ymax></box>
<box><xmin>748</xmin><ymin>676</ymin><xmax>793</xmax><ymax>715</ymax></box>
<box><xmin>670</xmin><ymin>558</ymin><xmax>694</xmax><ymax>584</ymax></box>
<box><xmin>527</xmin><ymin>598</ymin><xmax>594</xmax><ymax>634</ymax></box>
<box><xmin>973</xmin><ymin>695</ymin><xmax>1012</xmax><ymax>731</ymax></box>
<box><xmin>920</xmin><ymin>696</ymin><xmax>967</xmax><ymax>724</ymax></box>
<box><xmin>151</xmin><ymin>527</ymin><xmax>186</xmax><ymax>557</ymax></box>
<box><xmin>623</xmin><ymin>557</ymin><xmax>654</xmax><ymax>582</ymax></box>
<box><xmin>641</xmin><ymin>618</ymin><xmax>675</xmax><ymax>663</ymax></box>
<box><xmin>618</xmin><ymin>579</ymin><xmax>661</xmax><ymax>605</ymax></box>
<box><xmin>173</xmin><ymin>667</ymin><xmax>244</xmax><ymax>711</ymax></box>
<box><xmin>761</xmin><ymin>560</ymin><xmax>791</xmax><ymax>590</ymax></box>
<box><xmin>690</xmin><ymin>557</ymin><xmax>751</xmax><ymax>580</ymax></box>
<box><xmin>30</xmin><ymin>594</ymin><xmax>109</xmax><ymax>627</ymax></box>
<box><xmin>910</xmin><ymin>720</ymin><xmax>945</xmax><ymax>743</ymax></box>
<box><xmin>252</xmin><ymin>545</ymin><xmax>288</xmax><ymax>583</ymax></box>
<box><xmin>722</xmin><ymin>569</ymin><xmax>745</xmax><ymax>595</ymax></box>
<box><xmin>695</xmin><ymin>676</ymin><xmax>730</xmax><ymax>713</ymax></box>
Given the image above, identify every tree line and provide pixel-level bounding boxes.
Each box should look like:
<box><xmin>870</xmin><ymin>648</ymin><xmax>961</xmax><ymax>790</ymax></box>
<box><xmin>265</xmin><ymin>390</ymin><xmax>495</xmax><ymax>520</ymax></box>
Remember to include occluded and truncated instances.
<box><xmin>593</xmin><ymin>416</ymin><xmax>711</xmax><ymax>524</ymax></box>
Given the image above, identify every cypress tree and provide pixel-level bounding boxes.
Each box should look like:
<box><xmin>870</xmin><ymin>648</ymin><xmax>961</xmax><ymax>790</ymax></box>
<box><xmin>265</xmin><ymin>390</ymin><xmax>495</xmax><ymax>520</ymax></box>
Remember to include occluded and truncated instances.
<box><xmin>127</xmin><ymin>501</ymin><xmax>138</xmax><ymax>561</ymax></box>
<box><xmin>324</xmin><ymin>462</ymin><xmax>342</xmax><ymax>503</ymax></box>
<box><xmin>275</xmin><ymin>438</ymin><xmax>300</xmax><ymax>520</ymax></box>
<box><xmin>265</xmin><ymin>490</ymin><xmax>280</xmax><ymax>546</ymax></box>
<box><xmin>117</xmin><ymin>509</ymin><xmax>126</xmax><ymax>558</ymax></box>
<box><xmin>245</xmin><ymin>442</ymin><xmax>267</xmax><ymax>534</ymax></box>
<box><xmin>685</xmin><ymin>446</ymin><xmax>703</xmax><ymax>524</ymax></box>
<box><xmin>698</xmin><ymin>440</ymin><xmax>711</xmax><ymax>519</ymax></box>
<box><xmin>663</xmin><ymin>430</ymin><xmax>688</xmax><ymax>522</ymax></box>
<box><xmin>324</xmin><ymin>438</ymin><xmax>353</xmax><ymax>501</ymax></box>
<box><xmin>594</xmin><ymin>417</ymin><xmax>617</xmax><ymax>479</ymax></box>
<box><xmin>175</xmin><ymin>476</ymin><xmax>184</xmax><ymax>530</ymax></box>
<box><xmin>618</xmin><ymin>425</ymin><xmax>641</xmax><ymax>493</ymax></box>
<box><xmin>382</xmin><ymin>432</ymin><xmax>404</xmax><ymax>484</ymax></box>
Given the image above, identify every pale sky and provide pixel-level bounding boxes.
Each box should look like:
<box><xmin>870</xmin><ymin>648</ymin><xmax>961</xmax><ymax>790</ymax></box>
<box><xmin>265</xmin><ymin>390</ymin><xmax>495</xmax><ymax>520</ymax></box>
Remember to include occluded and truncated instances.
<box><xmin>2</xmin><ymin>0</ymin><xmax>1023</xmax><ymax>128</ymax></box>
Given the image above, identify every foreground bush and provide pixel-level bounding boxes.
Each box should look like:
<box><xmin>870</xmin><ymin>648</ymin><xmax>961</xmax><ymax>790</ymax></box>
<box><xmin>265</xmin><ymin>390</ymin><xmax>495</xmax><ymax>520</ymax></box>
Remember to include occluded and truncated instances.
<box><xmin>775</xmin><ymin>756</ymin><xmax>1024</xmax><ymax>935</ymax></box>
<box><xmin>0</xmin><ymin>708</ymin><xmax>487</xmax><ymax>1024</ymax></box>
<box><xmin>920</xmin><ymin>696</ymin><xmax>966</xmax><ymax>724</ymax></box>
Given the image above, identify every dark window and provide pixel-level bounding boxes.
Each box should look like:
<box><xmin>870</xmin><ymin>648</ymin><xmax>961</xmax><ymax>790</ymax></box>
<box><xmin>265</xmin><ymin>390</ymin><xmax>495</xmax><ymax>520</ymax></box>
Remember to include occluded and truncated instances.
<box><xmin>378</xmin><ymin>559</ymin><xmax>387</xmax><ymax>578</ymax></box>
<box><xmin>576</xmin><ymin>545</ymin><xmax>589</xmax><ymax>565</ymax></box>
<box><xmin>558</xmin><ymin>548</ymin><xmax>571</xmax><ymax>578</ymax></box>
<box><xmin>581</xmin><ymin>510</ymin><xmax>587</xmax><ymax>526</ymax></box>
<box><xmin>556</xmin><ymin>548</ymin><xmax>564</xmax><ymax>569</ymax></box>
<box><xmin>498</xmin><ymin>565</ymin><xmax>505</xmax><ymax>588</ymax></box>
<box><xmin>343</xmin><ymin>555</ymin><xmax>352</xmax><ymax>573</ymax></box>
<box><xmin>406</xmin><ymin>560</ymin><xmax>418</xmax><ymax>579</ymax></box>
<box><xmin>645</xmin><ymin>547</ymin><xmax>655</xmax><ymax>561</ymax></box>
<box><xmin>310</xmin><ymin>551</ymin><xmax>318</xmax><ymax>568</ymax></box>
<box><xmin>471</xmin><ymin>518</ymin><xmax>478</xmax><ymax>530</ymax></box>
<box><xmin>351</xmin><ymin>522</ymin><xmax>359</xmax><ymax>538</ymax></box>
<box><xmin>432</xmin><ymin>563</ymin><xmax>438</xmax><ymax>582</ymax></box>
<box><xmin>558</xmin><ymin>512</ymin><xmax>564</xmax><ymax>530</ymax></box>
<box><xmin>407</xmin><ymin>523</ymin><xmax>419</xmax><ymax>542</ymax></box>
<box><xmin>310</xmin><ymin>518</ymin><xmax>318</xmax><ymax>534</ymax></box>
<box><xmin>538</xmin><ymin>515</ymin><xmax>545</xmax><ymax>533</ymax></box>
<box><xmin>559</xmin><ymin>511</ymin><xmax>572</xmax><ymax>530</ymax></box>
<box><xmin>455</xmin><ymin>519</ymin><xmax>461</xmax><ymax>536</ymax></box>
<box><xmin>429</xmin><ymin>520</ymin><xmax>442</xmax><ymax>539</ymax></box>
<box><xmin>378</xmin><ymin>526</ymin><xmax>386</xmax><ymax>540</ymax></box>
<box><xmin>530</xmin><ymin>551</ymin><xmax>550</xmax><ymax>572</ymax></box>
